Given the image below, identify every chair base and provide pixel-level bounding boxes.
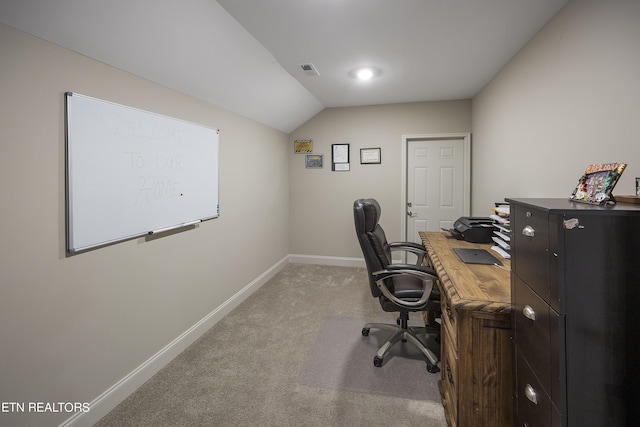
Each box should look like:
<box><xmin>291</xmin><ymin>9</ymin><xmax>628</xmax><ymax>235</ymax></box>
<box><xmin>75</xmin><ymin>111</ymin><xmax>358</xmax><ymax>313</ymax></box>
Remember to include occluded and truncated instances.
<box><xmin>362</xmin><ymin>314</ymin><xmax>440</xmax><ymax>373</ymax></box>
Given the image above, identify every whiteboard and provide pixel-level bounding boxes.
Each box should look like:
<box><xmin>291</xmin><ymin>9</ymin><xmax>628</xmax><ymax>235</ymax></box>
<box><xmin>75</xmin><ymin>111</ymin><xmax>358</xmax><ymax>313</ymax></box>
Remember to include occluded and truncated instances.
<box><xmin>66</xmin><ymin>93</ymin><xmax>219</xmax><ymax>253</ymax></box>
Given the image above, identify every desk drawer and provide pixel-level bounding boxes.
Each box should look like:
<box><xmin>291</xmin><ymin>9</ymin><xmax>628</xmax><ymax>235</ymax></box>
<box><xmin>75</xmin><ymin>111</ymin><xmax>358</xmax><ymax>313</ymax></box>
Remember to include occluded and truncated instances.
<box><xmin>513</xmin><ymin>275</ymin><xmax>555</xmax><ymax>394</ymax></box>
<box><xmin>512</xmin><ymin>205</ymin><xmax>550</xmax><ymax>301</ymax></box>
<box><xmin>515</xmin><ymin>350</ymin><xmax>554</xmax><ymax>427</ymax></box>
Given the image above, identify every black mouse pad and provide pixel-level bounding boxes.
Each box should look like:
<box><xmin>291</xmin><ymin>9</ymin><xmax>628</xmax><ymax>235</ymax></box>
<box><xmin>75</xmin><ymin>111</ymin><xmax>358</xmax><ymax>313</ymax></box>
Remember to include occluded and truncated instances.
<box><xmin>453</xmin><ymin>248</ymin><xmax>502</xmax><ymax>265</ymax></box>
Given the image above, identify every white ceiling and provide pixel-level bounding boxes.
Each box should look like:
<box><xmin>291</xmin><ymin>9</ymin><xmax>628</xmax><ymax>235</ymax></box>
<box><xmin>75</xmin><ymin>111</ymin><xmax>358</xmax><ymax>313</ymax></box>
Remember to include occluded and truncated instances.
<box><xmin>0</xmin><ymin>0</ymin><xmax>567</xmax><ymax>133</ymax></box>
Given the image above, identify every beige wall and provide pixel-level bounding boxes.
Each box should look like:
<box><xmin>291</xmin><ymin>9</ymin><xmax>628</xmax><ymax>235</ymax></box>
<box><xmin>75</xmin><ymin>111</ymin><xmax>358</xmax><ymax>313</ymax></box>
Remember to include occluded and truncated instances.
<box><xmin>4</xmin><ymin>0</ymin><xmax>640</xmax><ymax>424</ymax></box>
<box><xmin>0</xmin><ymin>24</ymin><xmax>289</xmax><ymax>426</ymax></box>
<box><xmin>472</xmin><ymin>0</ymin><xmax>640</xmax><ymax>213</ymax></box>
<box><xmin>289</xmin><ymin>101</ymin><xmax>472</xmax><ymax>259</ymax></box>
<box><xmin>289</xmin><ymin>0</ymin><xmax>640</xmax><ymax>258</ymax></box>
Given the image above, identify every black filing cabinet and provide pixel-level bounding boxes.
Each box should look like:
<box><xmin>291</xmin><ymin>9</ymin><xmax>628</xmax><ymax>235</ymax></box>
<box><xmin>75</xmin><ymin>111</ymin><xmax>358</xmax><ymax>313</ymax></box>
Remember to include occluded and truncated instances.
<box><xmin>507</xmin><ymin>198</ymin><xmax>640</xmax><ymax>427</ymax></box>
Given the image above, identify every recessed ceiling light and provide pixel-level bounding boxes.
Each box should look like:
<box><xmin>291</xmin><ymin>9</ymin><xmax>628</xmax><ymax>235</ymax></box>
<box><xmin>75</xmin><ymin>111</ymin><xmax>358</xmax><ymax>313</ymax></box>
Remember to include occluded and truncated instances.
<box><xmin>357</xmin><ymin>68</ymin><xmax>374</xmax><ymax>80</ymax></box>
<box><xmin>350</xmin><ymin>66</ymin><xmax>381</xmax><ymax>81</ymax></box>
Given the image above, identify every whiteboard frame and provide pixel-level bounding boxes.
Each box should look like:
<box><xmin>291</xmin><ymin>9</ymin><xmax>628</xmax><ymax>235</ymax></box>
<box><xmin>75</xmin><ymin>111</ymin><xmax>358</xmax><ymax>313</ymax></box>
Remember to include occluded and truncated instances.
<box><xmin>65</xmin><ymin>92</ymin><xmax>219</xmax><ymax>253</ymax></box>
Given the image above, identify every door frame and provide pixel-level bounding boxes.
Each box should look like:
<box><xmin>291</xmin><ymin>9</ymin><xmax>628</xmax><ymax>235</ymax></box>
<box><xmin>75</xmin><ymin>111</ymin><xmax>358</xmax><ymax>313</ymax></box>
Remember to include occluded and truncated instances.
<box><xmin>400</xmin><ymin>133</ymin><xmax>471</xmax><ymax>243</ymax></box>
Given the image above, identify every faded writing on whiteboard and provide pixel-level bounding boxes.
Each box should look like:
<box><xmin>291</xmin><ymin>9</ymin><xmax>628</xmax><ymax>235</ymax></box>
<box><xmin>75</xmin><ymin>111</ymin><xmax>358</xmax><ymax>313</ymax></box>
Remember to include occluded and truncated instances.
<box><xmin>136</xmin><ymin>176</ymin><xmax>181</xmax><ymax>205</ymax></box>
<box><xmin>102</xmin><ymin>113</ymin><xmax>185</xmax><ymax>144</ymax></box>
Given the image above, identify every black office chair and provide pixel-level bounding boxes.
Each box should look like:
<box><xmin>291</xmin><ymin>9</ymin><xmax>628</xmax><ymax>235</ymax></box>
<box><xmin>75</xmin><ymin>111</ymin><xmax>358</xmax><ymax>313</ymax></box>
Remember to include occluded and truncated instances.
<box><xmin>353</xmin><ymin>198</ymin><xmax>441</xmax><ymax>373</ymax></box>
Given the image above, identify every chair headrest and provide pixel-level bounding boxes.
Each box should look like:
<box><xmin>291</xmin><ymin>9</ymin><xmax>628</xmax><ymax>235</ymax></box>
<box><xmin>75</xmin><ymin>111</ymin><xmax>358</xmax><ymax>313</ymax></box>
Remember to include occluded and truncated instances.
<box><xmin>354</xmin><ymin>198</ymin><xmax>381</xmax><ymax>232</ymax></box>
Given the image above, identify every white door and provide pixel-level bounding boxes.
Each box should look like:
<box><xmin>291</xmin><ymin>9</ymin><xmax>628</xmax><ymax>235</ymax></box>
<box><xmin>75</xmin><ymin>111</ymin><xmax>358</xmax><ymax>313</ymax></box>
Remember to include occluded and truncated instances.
<box><xmin>405</xmin><ymin>137</ymin><xmax>469</xmax><ymax>244</ymax></box>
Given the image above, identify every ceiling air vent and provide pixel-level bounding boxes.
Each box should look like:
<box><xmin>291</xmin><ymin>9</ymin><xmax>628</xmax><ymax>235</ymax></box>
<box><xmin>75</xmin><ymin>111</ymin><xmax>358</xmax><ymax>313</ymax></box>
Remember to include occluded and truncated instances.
<box><xmin>299</xmin><ymin>63</ymin><xmax>320</xmax><ymax>76</ymax></box>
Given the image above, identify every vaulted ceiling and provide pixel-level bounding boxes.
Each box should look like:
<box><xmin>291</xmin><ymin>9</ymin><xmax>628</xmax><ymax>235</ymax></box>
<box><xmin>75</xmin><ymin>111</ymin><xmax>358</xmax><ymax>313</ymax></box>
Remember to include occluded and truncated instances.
<box><xmin>0</xmin><ymin>0</ymin><xmax>567</xmax><ymax>133</ymax></box>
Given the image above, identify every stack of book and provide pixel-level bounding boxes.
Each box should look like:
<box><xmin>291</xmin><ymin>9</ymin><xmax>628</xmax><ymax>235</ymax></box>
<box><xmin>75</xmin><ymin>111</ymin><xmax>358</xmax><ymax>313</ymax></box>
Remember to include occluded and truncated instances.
<box><xmin>490</xmin><ymin>204</ymin><xmax>511</xmax><ymax>259</ymax></box>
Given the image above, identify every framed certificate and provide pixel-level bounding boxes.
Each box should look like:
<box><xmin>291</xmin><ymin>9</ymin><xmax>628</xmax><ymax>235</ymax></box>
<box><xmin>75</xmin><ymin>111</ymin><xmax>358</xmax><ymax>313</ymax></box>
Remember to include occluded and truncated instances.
<box><xmin>332</xmin><ymin>143</ymin><xmax>350</xmax><ymax>171</ymax></box>
<box><xmin>360</xmin><ymin>148</ymin><xmax>381</xmax><ymax>164</ymax></box>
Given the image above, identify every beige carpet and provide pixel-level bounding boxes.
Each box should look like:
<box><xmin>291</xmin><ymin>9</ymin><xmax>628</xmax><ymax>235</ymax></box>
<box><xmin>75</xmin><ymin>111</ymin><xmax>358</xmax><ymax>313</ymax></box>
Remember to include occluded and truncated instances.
<box><xmin>95</xmin><ymin>263</ymin><xmax>447</xmax><ymax>426</ymax></box>
<box><xmin>298</xmin><ymin>314</ymin><xmax>441</xmax><ymax>401</ymax></box>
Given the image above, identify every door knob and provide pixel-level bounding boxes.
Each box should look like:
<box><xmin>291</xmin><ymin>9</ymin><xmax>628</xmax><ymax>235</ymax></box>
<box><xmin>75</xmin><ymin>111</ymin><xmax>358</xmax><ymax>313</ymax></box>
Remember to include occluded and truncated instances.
<box><xmin>407</xmin><ymin>211</ymin><xmax>417</xmax><ymax>217</ymax></box>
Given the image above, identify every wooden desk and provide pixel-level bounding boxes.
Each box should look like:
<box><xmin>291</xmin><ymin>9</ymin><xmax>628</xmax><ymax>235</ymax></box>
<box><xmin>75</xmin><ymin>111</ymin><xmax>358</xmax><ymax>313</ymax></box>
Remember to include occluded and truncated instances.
<box><xmin>420</xmin><ymin>231</ymin><xmax>513</xmax><ymax>427</ymax></box>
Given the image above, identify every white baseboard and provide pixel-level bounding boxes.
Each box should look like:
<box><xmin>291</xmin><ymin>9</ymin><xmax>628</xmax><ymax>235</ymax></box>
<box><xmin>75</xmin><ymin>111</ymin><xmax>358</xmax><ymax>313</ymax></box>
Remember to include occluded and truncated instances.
<box><xmin>60</xmin><ymin>255</ymin><xmax>290</xmax><ymax>427</ymax></box>
<box><xmin>60</xmin><ymin>254</ymin><xmax>364</xmax><ymax>427</ymax></box>
<box><xmin>288</xmin><ymin>254</ymin><xmax>365</xmax><ymax>268</ymax></box>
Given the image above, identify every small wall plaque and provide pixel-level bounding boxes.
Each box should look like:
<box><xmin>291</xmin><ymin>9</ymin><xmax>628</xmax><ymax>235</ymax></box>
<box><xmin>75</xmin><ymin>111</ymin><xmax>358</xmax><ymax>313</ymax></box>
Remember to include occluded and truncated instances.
<box><xmin>305</xmin><ymin>154</ymin><xmax>323</xmax><ymax>169</ymax></box>
<box><xmin>360</xmin><ymin>148</ymin><xmax>381</xmax><ymax>164</ymax></box>
<box><xmin>294</xmin><ymin>139</ymin><xmax>313</xmax><ymax>154</ymax></box>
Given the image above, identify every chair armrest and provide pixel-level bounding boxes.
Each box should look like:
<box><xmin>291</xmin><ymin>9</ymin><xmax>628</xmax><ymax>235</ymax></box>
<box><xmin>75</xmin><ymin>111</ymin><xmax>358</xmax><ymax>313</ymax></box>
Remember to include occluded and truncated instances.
<box><xmin>386</xmin><ymin>263</ymin><xmax>437</xmax><ymax>277</ymax></box>
<box><xmin>389</xmin><ymin>241</ymin><xmax>426</xmax><ymax>251</ymax></box>
<box><xmin>386</xmin><ymin>264</ymin><xmax>438</xmax><ymax>280</ymax></box>
<box><xmin>388</xmin><ymin>241</ymin><xmax>427</xmax><ymax>265</ymax></box>
<box><xmin>372</xmin><ymin>268</ymin><xmax>436</xmax><ymax>308</ymax></box>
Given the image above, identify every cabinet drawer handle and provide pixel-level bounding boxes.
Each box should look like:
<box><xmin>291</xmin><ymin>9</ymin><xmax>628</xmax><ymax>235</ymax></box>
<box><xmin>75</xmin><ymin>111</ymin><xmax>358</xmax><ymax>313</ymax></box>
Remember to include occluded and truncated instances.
<box><xmin>523</xmin><ymin>305</ymin><xmax>536</xmax><ymax>321</ymax></box>
<box><xmin>525</xmin><ymin>384</ymin><xmax>538</xmax><ymax>405</ymax></box>
<box><xmin>522</xmin><ymin>225</ymin><xmax>535</xmax><ymax>237</ymax></box>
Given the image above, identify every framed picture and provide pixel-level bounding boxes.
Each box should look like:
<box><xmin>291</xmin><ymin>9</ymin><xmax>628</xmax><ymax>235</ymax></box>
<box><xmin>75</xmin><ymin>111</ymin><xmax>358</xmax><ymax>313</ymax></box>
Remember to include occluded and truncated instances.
<box><xmin>360</xmin><ymin>147</ymin><xmax>381</xmax><ymax>164</ymax></box>
<box><xmin>294</xmin><ymin>139</ymin><xmax>313</xmax><ymax>154</ymax></box>
<box><xmin>569</xmin><ymin>163</ymin><xmax>627</xmax><ymax>205</ymax></box>
<box><xmin>332</xmin><ymin>143</ymin><xmax>350</xmax><ymax>171</ymax></box>
<box><xmin>305</xmin><ymin>154</ymin><xmax>323</xmax><ymax>169</ymax></box>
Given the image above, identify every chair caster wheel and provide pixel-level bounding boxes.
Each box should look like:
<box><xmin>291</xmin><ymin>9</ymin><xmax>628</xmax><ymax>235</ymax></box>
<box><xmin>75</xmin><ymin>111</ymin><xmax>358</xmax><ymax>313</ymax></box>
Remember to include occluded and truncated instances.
<box><xmin>374</xmin><ymin>356</ymin><xmax>383</xmax><ymax>367</ymax></box>
<box><xmin>362</xmin><ymin>328</ymin><xmax>370</xmax><ymax>336</ymax></box>
<box><xmin>435</xmin><ymin>335</ymin><xmax>441</xmax><ymax>344</ymax></box>
<box><xmin>427</xmin><ymin>364</ymin><xmax>440</xmax><ymax>374</ymax></box>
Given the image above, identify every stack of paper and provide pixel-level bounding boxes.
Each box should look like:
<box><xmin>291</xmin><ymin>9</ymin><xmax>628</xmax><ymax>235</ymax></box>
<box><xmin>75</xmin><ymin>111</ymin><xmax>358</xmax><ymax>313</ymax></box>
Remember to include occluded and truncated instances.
<box><xmin>490</xmin><ymin>204</ymin><xmax>511</xmax><ymax>259</ymax></box>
